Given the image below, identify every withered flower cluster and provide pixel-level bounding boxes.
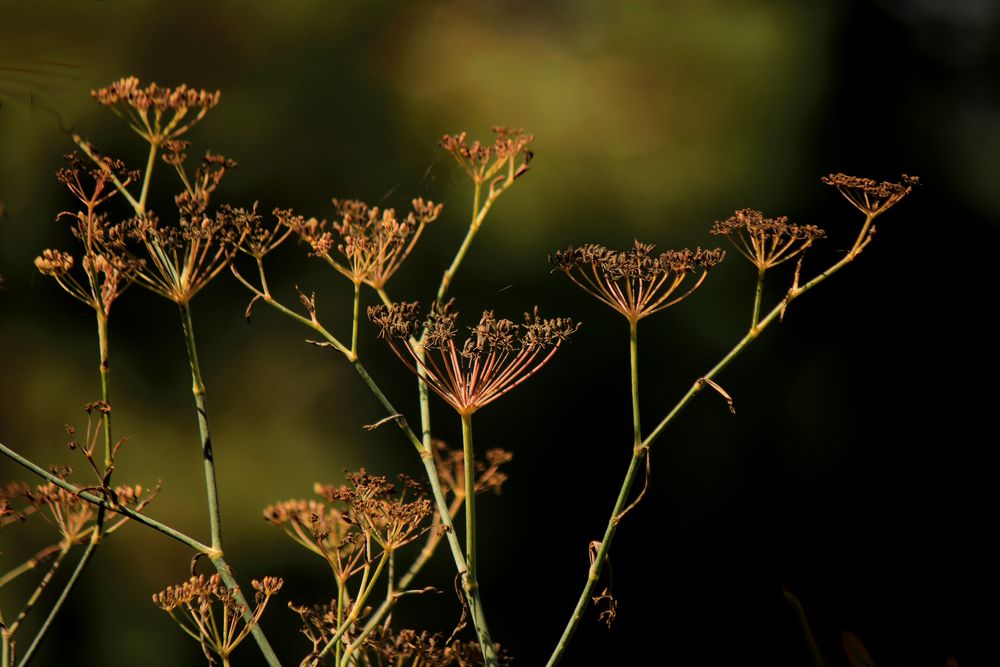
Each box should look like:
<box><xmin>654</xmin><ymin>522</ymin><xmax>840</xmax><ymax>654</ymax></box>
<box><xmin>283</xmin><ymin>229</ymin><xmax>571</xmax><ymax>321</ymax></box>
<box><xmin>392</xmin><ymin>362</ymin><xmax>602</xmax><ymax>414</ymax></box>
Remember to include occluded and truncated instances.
<box><xmin>124</xmin><ymin>172</ymin><xmax>249</xmax><ymax>305</ymax></box>
<box><xmin>361</xmin><ymin>627</ymin><xmax>512</xmax><ymax>667</ymax></box>
<box><xmin>23</xmin><ymin>476</ymin><xmax>148</xmax><ymax>547</ymax></box>
<box><xmin>369</xmin><ymin>301</ymin><xmax>579</xmax><ymax>415</ymax></box>
<box><xmin>237</xmin><ymin>204</ymin><xmax>293</xmax><ymax>260</ymax></box>
<box><xmin>821</xmin><ymin>173</ymin><xmax>919</xmax><ymax>218</ymax></box>
<box><xmin>284</xmin><ymin>198</ymin><xmax>442</xmax><ymax>289</ymax></box>
<box><xmin>152</xmin><ymin>573</ymin><xmax>283</xmax><ymax>664</ymax></box>
<box><xmin>710</xmin><ymin>209</ymin><xmax>825</xmax><ymax>273</ymax></box>
<box><xmin>433</xmin><ymin>440</ymin><xmax>512</xmax><ymax>499</ymax></box>
<box><xmin>550</xmin><ymin>241</ymin><xmax>725</xmax><ymax>322</ymax></box>
<box><xmin>440</xmin><ymin>126</ymin><xmax>533</xmax><ymax>189</ymax></box>
<box><xmin>92</xmin><ymin>76</ymin><xmax>221</xmax><ymax>142</ymax></box>
<box><xmin>314</xmin><ymin>470</ymin><xmax>432</xmax><ymax>552</ymax></box>
<box><xmin>263</xmin><ymin>495</ymin><xmax>366</xmax><ymax>582</ymax></box>
<box><xmin>35</xmin><ymin>153</ymin><xmax>141</xmax><ymax>313</ymax></box>
<box><xmin>265</xmin><ymin>470</ymin><xmax>432</xmax><ymax>581</ymax></box>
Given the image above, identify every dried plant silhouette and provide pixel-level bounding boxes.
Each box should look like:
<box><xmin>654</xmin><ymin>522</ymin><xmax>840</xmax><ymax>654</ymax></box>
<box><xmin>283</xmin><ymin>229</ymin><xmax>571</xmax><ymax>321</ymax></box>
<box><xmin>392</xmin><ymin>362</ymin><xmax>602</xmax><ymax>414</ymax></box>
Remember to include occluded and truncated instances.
<box><xmin>0</xmin><ymin>77</ymin><xmax>919</xmax><ymax>667</ymax></box>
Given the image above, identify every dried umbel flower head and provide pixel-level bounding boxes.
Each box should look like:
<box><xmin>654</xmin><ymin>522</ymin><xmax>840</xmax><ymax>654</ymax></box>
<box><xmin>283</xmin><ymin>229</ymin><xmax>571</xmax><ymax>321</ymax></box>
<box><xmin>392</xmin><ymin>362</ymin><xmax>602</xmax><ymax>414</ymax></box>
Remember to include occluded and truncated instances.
<box><xmin>262</xmin><ymin>497</ymin><xmax>366</xmax><ymax>580</ymax></box>
<box><xmin>56</xmin><ymin>151</ymin><xmax>140</xmax><ymax>211</ymax></box>
<box><xmin>152</xmin><ymin>573</ymin><xmax>282</xmax><ymax>664</ymax></box>
<box><xmin>370</xmin><ymin>301</ymin><xmax>579</xmax><ymax>415</ymax></box>
<box><xmin>315</xmin><ymin>470</ymin><xmax>432</xmax><ymax>551</ymax></box>
<box><xmin>440</xmin><ymin>126</ymin><xmax>534</xmax><ymax>189</ymax></box>
<box><xmin>284</xmin><ymin>198</ymin><xmax>442</xmax><ymax>288</ymax></box>
<box><xmin>124</xmin><ymin>201</ymin><xmax>246</xmax><ymax>304</ymax></box>
<box><xmin>0</xmin><ymin>482</ymin><xmax>31</xmax><ymax>526</ymax></box>
<box><xmin>710</xmin><ymin>209</ymin><xmax>825</xmax><ymax>273</ymax></box>
<box><xmin>24</xmin><ymin>478</ymin><xmax>151</xmax><ymax>546</ymax></box>
<box><xmin>236</xmin><ymin>205</ymin><xmax>294</xmax><ymax>259</ymax></box>
<box><xmin>92</xmin><ymin>76</ymin><xmax>221</xmax><ymax>142</ymax></box>
<box><xmin>37</xmin><ymin>154</ymin><xmax>142</xmax><ymax>313</ymax></box>
<box><xmin>550</xmin><ymin>241</ymin><xmax>725</xmax><ymax>323</ymax></box>
<box><xmin>361</xmin><ymin>627</ymin><xmax>513</xmax><ymax>667</ymax></box>
<box><xmin>35</xmin><ymin>243</ymin><xmax>137</xmax><ymax>314</ymax></box>
<box><xmin>433</xmin><ymin>439</ymin><xmax>512</xmax><ymax>499</ymax></box>
<box><xmin>821</xmin><ymin>173</ymin><xmax>919</xmax><ymax>218</ymax></box>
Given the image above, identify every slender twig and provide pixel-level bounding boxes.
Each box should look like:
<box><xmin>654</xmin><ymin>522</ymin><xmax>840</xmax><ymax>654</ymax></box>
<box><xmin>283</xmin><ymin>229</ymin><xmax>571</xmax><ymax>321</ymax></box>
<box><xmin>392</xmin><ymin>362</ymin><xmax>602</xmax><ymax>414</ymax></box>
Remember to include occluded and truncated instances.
<box><xmin>310</xmin><ymin>550</ymin><xmax>390</xmax><ymax>666</ymax></box>
<box><xmin>0</xmin><ymin>442</ymin><xmax>209</xmax><ymax>552</ymax></box>
<box><xmin>0</xmin><ymin>544</ymin><xmax>62</xmax><ymax>590</ymax></box>
<box><xmin>4</xmin><ymin>548</ymin><xmax>69</xmax><ymax>638</ymax></box>
<box><xmin>460</xmin><ymin>414</ymin><xmax>499</xmax><ymax>667</ymax></box>
<box><xmin>546</xmin><ymin>214</ymin><xmax>876</xmax><ymax>666</ymax></box>
<box><xmin>16</xmin><ymin>541</ymin><xmax>97</xmax><ymax>667</ymax></box>
<box><xmin>750</xmin><ymin>268</ymin><xmax>765</xmax><ymax>332</ymax></box>
<box><xmin>546</xmin><ymin>320</ymin><xmax>644</xmax><ymax>666</ymax></box>
<box><xmin>177</xmin><ymin>302</ymin><xmax>223</xmax><ymax>554</ymax></box>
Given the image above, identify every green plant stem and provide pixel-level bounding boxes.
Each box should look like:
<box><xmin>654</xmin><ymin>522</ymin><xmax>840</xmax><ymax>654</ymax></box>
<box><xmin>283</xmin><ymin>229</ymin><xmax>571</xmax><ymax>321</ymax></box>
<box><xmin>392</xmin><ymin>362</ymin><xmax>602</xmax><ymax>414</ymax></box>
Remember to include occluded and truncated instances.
<box><xmin>15</xmin><ymin>310</ymin><xmax>115</xmax><ymax>665</ymax></box>
<box><xmin>6</xmin><ymin>546</ymin><xmax>68</xmax><ymax>635</ymax></box>
<box><xmin>0</xmin><ymin>547</ymin><xmax>61</xmax><ymax>590</ymax></box>
<box><xmin>436</xmin><ymin>182</ymin><xmax>482</xmax><ymax>303</ymax></box>
<box><xmin>137</xmin><ymin>140</ymin><xmax>158</xmax><ymax>213</ymax></box>
<box><xmin>177</xmin><ymin>302</ymin><xmax>223</xmax><ymax>553</ymax></box>
<box><xmin>460</xmin><ymin>414</ymin><xmax>498</xmax><ymax>667</ymax></box>
<box><xmin>236</xmin><ymin>270</ymin><xmax>496</xmax><ymax>658</ymax></box>
<box><xmin>351</xmin><ymin>281</ymin><xmax>361</xmax><ymax>359</ymax></box>
<box><xmin>177</xmin><ymin>304</ymin><xmax>281</xmax><ymax>665</ymax></box>
<box><xmin>346</xmin><ymin>494</ymin><xmax>464</xmax><ymax>663</ymax></box>
<box><xmin>546</xmin><ymin>321</ymin><xmax>644</xmax><ymax>667</ymax></box>
<box><xmin>1</xmin><ymin>631</ymin><xmax>8</xmax><ymax>667</ymax></box>
<box><xmin>17</xmin><ymin>542</ymin><xmax>96</xmax><ymax>667</ymax></box>
<box><xmin>211</xmin><ymin>556</ymin><xmax>282</xmax><ymax>667</ymax></box>
<box><xmin>311</xmin><ymin>551</ymin><xmax>390</xmax><ymax>666</ymax></box>
<box><xmin>335</xmin><ymin>581</ymin><xmax>345</xmax><ymax>666</ymax></box>
<box><xmin>0</xmin><ymin>442</ymin><xmax>210</xmax><ymax>551</ymax></box>
<box><xmin>643</xmin><ymin>215</ymin><xmax>873</xmax><ymax>449</ymax></box>
<box><xmin>751</xmin><ymin>268</ymin><xmax>765</xmax><ymax>332</ymax></box>
<box><xmin>547</xmin><ymin>216</ymin><xmax>875</xmax><ymax>666</ymax></box>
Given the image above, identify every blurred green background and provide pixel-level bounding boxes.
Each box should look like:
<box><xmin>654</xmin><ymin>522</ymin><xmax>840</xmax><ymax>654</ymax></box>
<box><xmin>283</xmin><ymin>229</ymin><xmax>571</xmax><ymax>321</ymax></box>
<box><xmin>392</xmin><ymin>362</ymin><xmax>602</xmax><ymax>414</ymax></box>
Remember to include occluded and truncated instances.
<box><xmin>1</xmin><ymin>0</ymin><xmax>997</xmax><ymax>664</ymax></box>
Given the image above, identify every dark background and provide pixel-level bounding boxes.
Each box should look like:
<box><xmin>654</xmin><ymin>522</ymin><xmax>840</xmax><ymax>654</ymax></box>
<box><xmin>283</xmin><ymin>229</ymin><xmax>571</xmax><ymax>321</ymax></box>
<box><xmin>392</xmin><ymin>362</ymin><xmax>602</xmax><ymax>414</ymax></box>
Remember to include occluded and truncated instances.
<box><xmin>1</xmin><ymin>1</ymin><xmax>998</xmax><ymax>665</ymax></box>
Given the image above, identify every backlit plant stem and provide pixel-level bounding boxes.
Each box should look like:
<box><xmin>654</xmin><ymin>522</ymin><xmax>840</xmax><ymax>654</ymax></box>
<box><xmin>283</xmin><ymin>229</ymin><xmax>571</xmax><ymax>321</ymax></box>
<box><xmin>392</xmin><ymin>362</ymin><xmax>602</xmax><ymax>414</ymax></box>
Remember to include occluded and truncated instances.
<box><xmin>461</xmin><ymin>413</ymin><xmax>499</xmax><ymax>667</ymax></box>
<box><xmin>177</xmin><ymin>304</ymin><xmax>282</xmax><ymax>666</ymax></box>
<box><xmin>178</xmin><ymin>303</ymin><xmax>223</xmax><ymax>553</ymax></box>
<box><xmin>232</xmin><ymin>273</ymin><xmax>475</xmax><ymax>587</ymax></box>
<box><xmin>345</xmin><ymin>495</ymin><xmax>464</xmax><ymax>663</ymax></box>
<box><xmin>751</xmin><ymin>268</ymin><xmax>764</xmax><ymax>332</ymax></box>
<box><xmin>546</xmin><ymin>320</ymin><xmax>644</xmax><ymax>666</ymax></box>
<box><xmin>0</xmin><ymin>445</ymin><xmax>282</xmax><ymax>666</ymax></box>
<box><xmin>17</xmin><ymin>306</ymin><xmax>116</xmax><ymax>665</ymax></box>
<box><xmin>548</xmin><ymin>215</ymin><xmax>875</xmax><ymax>666</ymax></box>
<box><xmin>310</xmin><ymin>550</ymin><xmax>389</xmax><ymax>665</ymax></box>
<box><xmin>17</xmin><ymin>542</ymin><xmax>95</xmax><ymax>667</ymax></box>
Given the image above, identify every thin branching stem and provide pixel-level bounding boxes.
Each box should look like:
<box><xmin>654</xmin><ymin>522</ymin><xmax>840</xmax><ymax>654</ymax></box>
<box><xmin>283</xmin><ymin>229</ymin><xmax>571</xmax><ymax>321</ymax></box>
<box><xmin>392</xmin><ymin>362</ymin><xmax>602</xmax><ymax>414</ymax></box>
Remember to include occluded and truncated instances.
<box><xmin>16</xmin><ymin>541</ymin><xmax>96</xmax><ymax>667</ymax></box>
<box><xmin>546</xmin><ymin>320</ymin><xmax>644</xmax><ymax>666</ymax></box>
<box><xmin>461</xmin><ymin>414</ymin><xmax>499</xmax><ymax>666</ymax></box>
<box><xmin>547</xmin><ymin>214</ymin><xmax>876</xmax><ymax>666</ymax></box>
<box><xmin>751</xmin><ymin>268</ymin><xmax>765</xmax><ymax>332</ymax></box>
<box><xmin>178</xmin><ymin>302</ymin><xmax>223</xmax><ymax>553</ymax></box>
<box><xmin>310</xmin><ymin>550</ymin><xmax>390</xmax><ymax>665</ymax></box>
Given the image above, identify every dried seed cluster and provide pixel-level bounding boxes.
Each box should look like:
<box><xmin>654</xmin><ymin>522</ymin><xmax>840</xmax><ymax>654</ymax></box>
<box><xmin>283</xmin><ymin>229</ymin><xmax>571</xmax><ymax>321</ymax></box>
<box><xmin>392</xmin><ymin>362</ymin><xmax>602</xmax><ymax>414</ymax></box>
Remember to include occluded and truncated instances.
<box><xmin>152</xmin><ymin>573</ymin><xmax>283</xmax><ymax>663</ymax></box>
<box><xmin>821</xmin><ymin>173</ymin><xmax>919</xmax><ymax>217</ymax></box>
<box><xmin>92</xmin><ymin>77</ymin><xmax>221</xmax><ymax>142</ymax></box>
<box><xmin>433</xmin><ymin>439</ymin><xmax>512</xmax><ymax>499</ymax></box>
<box><xmin>35</xmin><ymin>154</ymin><xmax>141</xmax><ymax>312</ymax></box>
<box><xmin>550</xmin><ymin>241</ymin><xmax>724</xmax><ymax>322</ymax></box>
<box><xmin>440</xmin><ymin>126</ymin><xmax>534</xmax><ymax>187</ymax></box>
<box><xmin>283</xmin><ymin>197</ymin><xmax>442</xmax><ymax>288</ymax></box>
<box><xmin>369</xmin><ymin>301</ymin><xmax>579</xmax><ymax>415</ymax></box>
<box><xmin>361</xmin><ymin>627</ymin><xmax>512</xmax><ymax>667</ymax></box>
<box><xmin>710</xmin><ymin>209</ymin><xmax>825</xmax><ymax>272</ymax></box>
